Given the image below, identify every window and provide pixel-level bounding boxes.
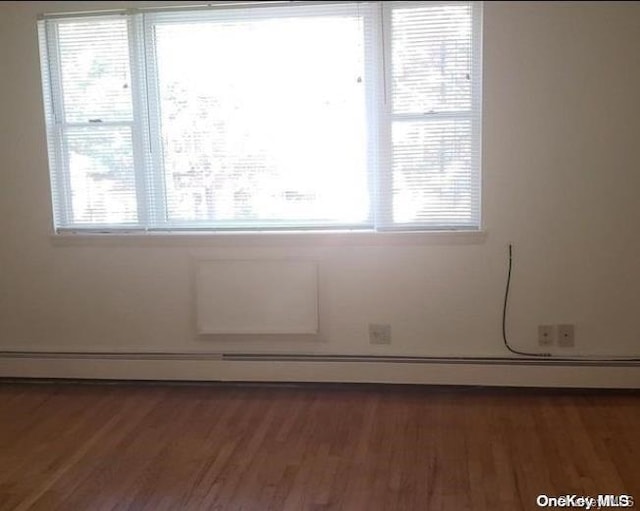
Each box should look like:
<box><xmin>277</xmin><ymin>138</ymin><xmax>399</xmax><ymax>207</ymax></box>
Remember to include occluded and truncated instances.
<box><xmin>38</xmin><ymin>2</ymin><xmax>482</xmax><ymax>234</ymax></box>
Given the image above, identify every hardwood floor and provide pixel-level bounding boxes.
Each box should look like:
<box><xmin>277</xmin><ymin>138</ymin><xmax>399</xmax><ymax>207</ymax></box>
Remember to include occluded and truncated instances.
<box><xmin>0</xmin><ymin>382</ymin><xmax>638</xmax><ymax>510</ymax></box>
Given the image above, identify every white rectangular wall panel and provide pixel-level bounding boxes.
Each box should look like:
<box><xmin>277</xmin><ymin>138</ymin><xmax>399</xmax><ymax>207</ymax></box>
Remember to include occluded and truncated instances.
<box><xmin>195</xmin><ymin>260</ymin><xmax>318</xmax><ymax>335</ymax></box>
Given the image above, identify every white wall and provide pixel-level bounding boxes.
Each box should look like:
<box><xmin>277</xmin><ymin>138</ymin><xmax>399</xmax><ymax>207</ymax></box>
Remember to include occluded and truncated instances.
<box><xmin>1</xmin><ymin>2</ymin><xmax>639</xmax><ymax>384</ymax></box>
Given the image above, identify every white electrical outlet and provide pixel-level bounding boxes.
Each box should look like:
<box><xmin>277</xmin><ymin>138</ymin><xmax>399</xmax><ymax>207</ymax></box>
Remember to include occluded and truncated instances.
<box><xmin>538</xmin><ymin>325</ymin><xmax>555</xmax><ymax>347</ymax></box>
<box><xmin>557</xmin><ymin>324</ymin><xmax>575</xmax><ymax>347</ymax></box>
<box><xmin>369</xmin><ymin>324</ymin><xmax>391</xmax><ymax>345</ymax></box>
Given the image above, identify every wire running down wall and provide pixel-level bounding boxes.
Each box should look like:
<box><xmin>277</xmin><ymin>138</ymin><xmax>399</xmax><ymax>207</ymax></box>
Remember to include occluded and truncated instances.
<box><xmin>195</xmin><ymin>259</ymin><xmax>319</xmax><ymax>335</ymax></box>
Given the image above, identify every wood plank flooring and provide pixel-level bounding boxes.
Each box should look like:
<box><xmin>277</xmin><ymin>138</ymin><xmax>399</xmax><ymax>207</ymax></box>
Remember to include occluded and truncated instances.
<box><xmin>0</xmin><ymin>382</ymin><xmax>638</xmax><ymax>510</ymax></box>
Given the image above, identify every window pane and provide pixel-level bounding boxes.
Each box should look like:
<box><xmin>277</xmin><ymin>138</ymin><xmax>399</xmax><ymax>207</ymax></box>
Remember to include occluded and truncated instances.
<box><xmin>392</xmin><ymin>119</ymin><xmax>474</xmax><ymax>225</ymax></box>
<box><xmin>65</xmin><ymin>127</ymin><xmax>138</xmax><ymax>224</ymax></box>
<box><xmin>391</xmin><ymin>4</ymin><xmax>472</xmax><ymax>114</ymax></box>
<box><xmin>153</xmin><ymin>13</ymin><xmax>369</xmax><ymax>227</ymax></box>
<box><xmin>57</xmin><ymin>19</ymin><xmax>133</xmax><ymax>122</ymax></box>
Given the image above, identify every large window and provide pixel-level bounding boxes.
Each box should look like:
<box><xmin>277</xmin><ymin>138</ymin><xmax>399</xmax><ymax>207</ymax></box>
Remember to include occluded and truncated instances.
<box><xmin>38</xmin><ymin>2</ymin><xmax>482</xmax><ymax>233</ymax></box>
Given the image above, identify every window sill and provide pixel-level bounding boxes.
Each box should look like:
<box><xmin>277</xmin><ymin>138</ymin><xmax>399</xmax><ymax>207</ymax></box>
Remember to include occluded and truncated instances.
<box><xmin>49</xmin><ymin>229</ymin><xmax>487</xmax><ymax>248</ymax></box>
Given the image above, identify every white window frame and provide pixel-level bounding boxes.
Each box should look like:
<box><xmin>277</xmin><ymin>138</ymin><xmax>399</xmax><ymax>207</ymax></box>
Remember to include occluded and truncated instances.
<box><xmin>38</xmin><ymin>1</ymin><xmax>483</xmax><ymax>236</ymax></box>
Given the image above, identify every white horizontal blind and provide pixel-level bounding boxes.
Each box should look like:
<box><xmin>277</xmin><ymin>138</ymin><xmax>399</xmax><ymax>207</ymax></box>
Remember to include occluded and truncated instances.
<box><xmin>380</xmin><ymin>1</ymin><xmax>481</xmax><ymax>230</ymax></box>
<box><xmin>38</xmin><ymin>2</ymin><xmax>481</xmax><ymax>233</ymax></box>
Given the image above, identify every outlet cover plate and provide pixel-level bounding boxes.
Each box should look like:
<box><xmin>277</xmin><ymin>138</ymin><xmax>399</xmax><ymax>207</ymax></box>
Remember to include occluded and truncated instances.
<box><xmin>557</xmin><ymin>324</ymin><xmax>575</xmax><ymax>348</ymax></box>
<box><xmin>369</xmin><ymin>324</ymin><xmax>391</xmax><ymax>345</ymax></box>
<box><xmin>538</xmin><ymin>325</ymin><xmax>555</xmax><ymax>347</ymax></box>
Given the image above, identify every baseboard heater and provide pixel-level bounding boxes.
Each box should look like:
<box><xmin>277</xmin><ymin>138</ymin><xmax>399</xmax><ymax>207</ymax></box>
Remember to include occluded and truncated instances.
<box><xmin>0</xmin><ymin>351</ymin><xmax>638</xmax><ymax>367</ymax></box>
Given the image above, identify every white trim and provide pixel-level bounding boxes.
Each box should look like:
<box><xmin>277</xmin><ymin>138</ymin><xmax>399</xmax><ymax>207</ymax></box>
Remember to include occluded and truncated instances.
<box><xmin>38</xmin><ymin>2</ymin><xmax>365</xmax><ymax>20</ymax></box>
<box><xmin>43</xmin><ymin>20</ymin><xmax>73</xmax><ymax>227</ymax></box>
<box><xmin>128</xmin><ymin>13</ymin><xmax>151</xmax><ymax>226</ymax></box>
<box><xmin>471</xmin><ymin>0</ymin><xmax>484</xmax><ymax>230</ymax></box>
<box><xmin>142</xmin><ymin>12</ymin><xmax>169</xmax><ymax>226</ymax></box>
<box><xmin>49</xmin><ymin>228</ymin><xmax>488</xmax><ymax>247</ymax></box>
